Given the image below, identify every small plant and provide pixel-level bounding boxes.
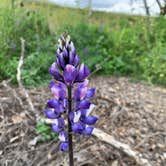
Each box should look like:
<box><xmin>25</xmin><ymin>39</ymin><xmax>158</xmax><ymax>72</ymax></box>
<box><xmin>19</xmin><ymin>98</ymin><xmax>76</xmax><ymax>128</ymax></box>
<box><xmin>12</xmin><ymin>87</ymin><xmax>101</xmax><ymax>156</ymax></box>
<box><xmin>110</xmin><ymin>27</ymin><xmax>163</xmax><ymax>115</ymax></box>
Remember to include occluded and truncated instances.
<box><xmin>44</xmin><ymin>34</ymin><xmax>98</xmax><ymax>166</ymax></box>
<box><xmin>35</xmin><ymin>121</ymin><xmax>58</xmax><ymax>142</ymax></box>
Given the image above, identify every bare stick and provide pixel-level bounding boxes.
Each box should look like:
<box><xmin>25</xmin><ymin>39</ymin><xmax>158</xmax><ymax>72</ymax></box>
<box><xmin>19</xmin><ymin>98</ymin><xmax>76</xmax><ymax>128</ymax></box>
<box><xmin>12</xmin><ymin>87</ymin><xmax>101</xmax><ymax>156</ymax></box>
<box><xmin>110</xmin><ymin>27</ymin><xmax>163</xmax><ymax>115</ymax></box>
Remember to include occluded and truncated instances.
<box><xmin>16</xmin><ymin>38</ymin><xmax>39</xmax><ymax>119</ymax></box>
<box><xmin>92</xmin><ymin>128</ymin><xmax>152</xmax><ymax>166</ymax></box>
<box><xmin>17</xmin><ymin>38</ymin><xmax>25</xmax><ymax>88</ymax></box>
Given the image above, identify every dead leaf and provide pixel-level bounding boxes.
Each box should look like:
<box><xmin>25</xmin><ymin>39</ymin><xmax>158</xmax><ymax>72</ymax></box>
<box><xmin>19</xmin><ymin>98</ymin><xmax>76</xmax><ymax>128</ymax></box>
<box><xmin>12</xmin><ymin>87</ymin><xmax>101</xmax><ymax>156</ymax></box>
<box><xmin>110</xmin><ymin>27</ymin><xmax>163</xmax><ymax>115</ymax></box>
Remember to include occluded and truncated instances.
<box><xmin>11</xmin><ymin>115</ymin><xmax>24</xmax><ymax>124</ymax></box>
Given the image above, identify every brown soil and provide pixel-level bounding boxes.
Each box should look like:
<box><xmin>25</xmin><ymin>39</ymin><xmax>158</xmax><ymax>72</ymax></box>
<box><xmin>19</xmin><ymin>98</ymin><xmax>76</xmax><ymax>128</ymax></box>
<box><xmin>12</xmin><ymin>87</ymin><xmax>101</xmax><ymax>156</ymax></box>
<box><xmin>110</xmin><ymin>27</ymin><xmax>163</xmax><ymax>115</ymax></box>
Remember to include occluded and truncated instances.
<box><xmin>0</xmin><ymin>76</ymin><xmax>166</xmax><ymax>166</ymax></box>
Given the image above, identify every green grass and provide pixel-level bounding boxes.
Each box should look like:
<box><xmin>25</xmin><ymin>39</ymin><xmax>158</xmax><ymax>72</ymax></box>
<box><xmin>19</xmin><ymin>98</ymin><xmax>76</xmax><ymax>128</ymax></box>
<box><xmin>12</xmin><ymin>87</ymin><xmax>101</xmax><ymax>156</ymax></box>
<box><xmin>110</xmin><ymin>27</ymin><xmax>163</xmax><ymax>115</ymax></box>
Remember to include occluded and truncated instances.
<box><xmin>0</xmin><ymin>0</ymin><xmax>166</xmax><ymax>86</ymax></box>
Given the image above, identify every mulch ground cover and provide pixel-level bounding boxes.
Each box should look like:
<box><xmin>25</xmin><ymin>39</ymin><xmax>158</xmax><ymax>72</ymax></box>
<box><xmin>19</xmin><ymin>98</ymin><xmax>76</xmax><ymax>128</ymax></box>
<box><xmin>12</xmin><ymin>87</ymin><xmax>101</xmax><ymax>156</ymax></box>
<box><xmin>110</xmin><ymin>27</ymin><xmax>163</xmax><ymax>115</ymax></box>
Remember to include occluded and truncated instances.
<box><xmin>0</xmin><ymin>76</ymin><xmax>166</xmax><ymax>166</ymax></box>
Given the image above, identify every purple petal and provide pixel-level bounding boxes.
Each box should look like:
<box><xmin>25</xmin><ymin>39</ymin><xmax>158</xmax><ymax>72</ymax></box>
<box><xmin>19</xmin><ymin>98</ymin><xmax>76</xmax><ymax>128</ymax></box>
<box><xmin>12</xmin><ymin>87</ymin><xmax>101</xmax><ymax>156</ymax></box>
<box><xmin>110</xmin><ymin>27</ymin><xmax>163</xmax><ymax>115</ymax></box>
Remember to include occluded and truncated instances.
<box><xmin>58</xmin><ymin>117</ymin><xmax>65</xmax><ymax>128</ymax></box>
<box><xmin>58</xmin><ymin>90</ymin><xmax>66</xmax><ymax>100</ymax></box>
<box><xmin>69</xmin><ymin>112</ymin><xmax>74</xmax><ymax>123</ymax></box>
<box><xmin>52</xmin><ymin>124</ymin><xmax>61</xmax><ymax>133</ymax></box>
<box><xmin>49</xmin><ymin>62</ymin><xmax>63</xmax><ymax>81</ymax></box>
<box><xmin>63</xmin><ymin>48</ymin><xmax>68</xmax><ymax>59</ymax></box>
<box><xmin>49</xmin><ymin>62</ymin><xmax>58</xmax><ymax>74</ymax></box>
<box><xmin>86</xmin><ymin>88</ymin><xmax>95</xmax><ymax>98</ymax></box>
<box><xmin>44</xmin><ymin>109</ymin><xmax>59</xmax><ymax>119</ymax></box>
<box><xmin>69</xmin><ymin>41</ymin><xmax>75</xmax><ymax>52</ymax></box>
<box><xmin>69</xmin><ymin>50</ymin><xmax>76</xmax><ymax>64</ymax></box>
<box><xmin>72</xmin><ymin>122</ymin><xmax>85</xmax><ymax>133</ymax></box>
<box><xmin>50</xmin><ymin>81</ymin><xmax>54</xmax><ymax>88</ymax></box>
<box><xmin>76</xmin><ymin>64</ymin><xmax>90</xmax><ymax>82</ymax></box>
<box><xmin>55</xmin><ymin>81</ymin><xmax>66</xmax><ymax>89</ymax></box>
<box><xmin>47</xmin><ymin>99</ymin><xmax>59</xmax><ymax>108</ymax></box>
<box><xmin>47</xmin><ymin>100</ymin><xmax>65</xmax><ymax>113</ymax></box>
<box><xmin>77</xmin><ymin>79</ymin><xmax>89</xmax><ymax>88</ymax></box>
<box><xmin>79</xmin><ymin>87</ymin><xmax>87</xmax><ymax>99</ymax></box>
<box><xmin>79</xmin><ymin>100</ymin><xmax>91</xmax><ymax>109</ymax></box>
<box><xmin>57</xmin><ymin>53</ymin><xmax>65</xmax><ymax>69</ymax></box>
<box><xmin>63</xmin><ymin>99</ymin><xmax>68</xmax><ymax>110</ymax></box>
<box><xmin>56</xmin><ymin>58</ymin><xmax>61</xmax><ymax>68</ymax></box>
<box><xmin>50</xmin><ymin>82</ymin><xmax>60</xmax><ymax>99</ymax></box>
<box><xmin>58</xmin><ymin>104</ymin><xmax>65</xmax><ymax>113</ymax></box>
<box><xmin>74</xmin><ymin>88</ymin><xmax>81</xmax><ymax>101</ymax></box>
<box><xmin>50</xmin><ymin>81</ymin><xmax>66</xmax><ymax>100</ymax></box>
<box><xmin>73</xmin><ymin>55</ymin><xmax>80</xmax><ymax>66</ymax></box>
<box><xmin>59</xmin><ymin>142</ymin><xmax>68</xmax><ymax>152</ymax></box>
<box><xmin>63</xmin><ymin>65</ymin><xmax>77</xmax><ymax>84</ymax></box>
<box><xmin>81</xmin><ymin>104</ymin><xmax>95</xmax><ymax>117</ymax></box>
<box><xmin>74</xmin><ymin>86</ymin><xmax>87</xmax><ymax>101</ymax></box>
<box><xmin>82</xmin><ymin>116</ymin><xmax>98</xmax><ymax>125</ymax></box>
<box><xmin>82</xmin><ymin>126</ymin><xmax>94</xmax><ymax>135</ymax></box>
<box><xmin>52</xmin><ymin>117</ymin><xmax>65</xmax><ymax>133</ymax></box>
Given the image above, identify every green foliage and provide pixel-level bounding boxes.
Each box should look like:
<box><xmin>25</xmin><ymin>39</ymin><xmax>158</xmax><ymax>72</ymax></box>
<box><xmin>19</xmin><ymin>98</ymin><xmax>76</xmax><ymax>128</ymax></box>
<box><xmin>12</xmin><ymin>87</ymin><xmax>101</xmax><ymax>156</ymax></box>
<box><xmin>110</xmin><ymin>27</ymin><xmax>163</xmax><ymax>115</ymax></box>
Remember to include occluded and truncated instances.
<box><xmin>140</xmin><ymin>41</ymin><xmax>166</xmax><ymax>84</ymax></box>
<box><xmin>35</xmin><ymin>121</ymin><xmax>58</xmax><ymax>142</ymax></box>
<box><xmin>0</xmin><ymin>5</ymin><xmax>55</xmax><ymax>85</ymax></box>
<box><xmin>0</xmin><ymin>2</ymin><xmax>166</xmax><ymax>86</ymax></box>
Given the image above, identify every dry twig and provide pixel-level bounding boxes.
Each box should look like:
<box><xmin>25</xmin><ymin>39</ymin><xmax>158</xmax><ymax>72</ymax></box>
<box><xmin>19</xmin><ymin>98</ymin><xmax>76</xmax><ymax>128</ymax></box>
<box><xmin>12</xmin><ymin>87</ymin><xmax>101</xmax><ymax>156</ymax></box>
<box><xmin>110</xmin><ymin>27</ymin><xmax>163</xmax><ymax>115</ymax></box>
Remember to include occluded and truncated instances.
<box><xmin>16</xmin><ymin>38</ymin><xmax>40</xmax><ymax>119</ymax></box>
<box><xmin>92</xmin><ymin>128</ymin><xmax>152</xmax><ymax>166</ymax></box>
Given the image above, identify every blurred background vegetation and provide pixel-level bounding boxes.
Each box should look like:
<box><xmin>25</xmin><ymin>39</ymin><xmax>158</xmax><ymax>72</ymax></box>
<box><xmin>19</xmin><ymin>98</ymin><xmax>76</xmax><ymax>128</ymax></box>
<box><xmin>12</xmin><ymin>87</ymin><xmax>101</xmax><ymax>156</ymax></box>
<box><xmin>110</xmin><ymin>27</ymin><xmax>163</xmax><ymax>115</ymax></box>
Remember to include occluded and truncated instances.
<box><xmin>0</xmin><ymin>0</ymin><xmax>166</xmax><ymax>86</ymax></box>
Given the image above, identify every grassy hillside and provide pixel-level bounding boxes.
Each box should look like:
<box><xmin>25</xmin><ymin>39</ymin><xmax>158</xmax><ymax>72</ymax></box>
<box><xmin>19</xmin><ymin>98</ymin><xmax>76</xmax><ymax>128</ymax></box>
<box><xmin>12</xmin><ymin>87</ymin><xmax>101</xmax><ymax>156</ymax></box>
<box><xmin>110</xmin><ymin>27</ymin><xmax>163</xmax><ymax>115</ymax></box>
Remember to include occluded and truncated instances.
<box><xmin>0</xmin><ymin>0</ymin><xmax>166</xmax><ymax>86</ymax></box>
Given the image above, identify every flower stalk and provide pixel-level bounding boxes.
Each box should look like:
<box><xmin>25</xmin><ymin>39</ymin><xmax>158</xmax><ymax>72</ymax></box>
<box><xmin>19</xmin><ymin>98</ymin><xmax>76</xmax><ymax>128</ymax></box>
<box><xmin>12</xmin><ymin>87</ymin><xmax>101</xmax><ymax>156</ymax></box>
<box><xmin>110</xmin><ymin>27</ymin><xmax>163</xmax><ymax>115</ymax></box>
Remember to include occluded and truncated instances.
<box><xmin>67</xmin><ymin>85</ymin><xmax>74</xmax><ymax>166</ymax></box>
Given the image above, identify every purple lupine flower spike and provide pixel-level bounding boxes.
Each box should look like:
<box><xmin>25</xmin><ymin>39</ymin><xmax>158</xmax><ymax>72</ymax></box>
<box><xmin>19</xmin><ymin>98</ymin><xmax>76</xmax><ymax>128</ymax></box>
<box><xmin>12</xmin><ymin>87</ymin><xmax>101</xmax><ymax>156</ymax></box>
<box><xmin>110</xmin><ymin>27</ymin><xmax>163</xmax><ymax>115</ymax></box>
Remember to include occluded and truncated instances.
<box><xmin>44</xmin><ymin>33</ymin><xmax>98</xmax><ymax>164</ymax></box>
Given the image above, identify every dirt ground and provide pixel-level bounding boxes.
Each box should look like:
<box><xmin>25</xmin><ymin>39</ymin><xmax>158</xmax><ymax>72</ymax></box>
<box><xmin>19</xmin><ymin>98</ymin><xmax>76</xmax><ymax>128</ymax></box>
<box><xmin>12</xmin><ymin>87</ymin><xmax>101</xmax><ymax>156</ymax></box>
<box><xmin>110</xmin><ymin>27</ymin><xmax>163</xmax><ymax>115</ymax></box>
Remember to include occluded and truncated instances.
<box><xmin>0</xmin><ymin>76</ymin><xmax>166</xmax><ymax>166</ymax></box>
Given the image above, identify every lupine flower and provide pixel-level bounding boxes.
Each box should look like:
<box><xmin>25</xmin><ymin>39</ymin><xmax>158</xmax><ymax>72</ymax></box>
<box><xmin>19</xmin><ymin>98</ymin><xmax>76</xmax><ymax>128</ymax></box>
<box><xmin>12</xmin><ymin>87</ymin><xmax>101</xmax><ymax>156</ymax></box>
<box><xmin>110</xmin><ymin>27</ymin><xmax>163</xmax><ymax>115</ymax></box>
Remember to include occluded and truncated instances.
<box><xmin>44</xmin><ymin>34</ymin><xmax>98</xmax><ymax>153</ymax></box>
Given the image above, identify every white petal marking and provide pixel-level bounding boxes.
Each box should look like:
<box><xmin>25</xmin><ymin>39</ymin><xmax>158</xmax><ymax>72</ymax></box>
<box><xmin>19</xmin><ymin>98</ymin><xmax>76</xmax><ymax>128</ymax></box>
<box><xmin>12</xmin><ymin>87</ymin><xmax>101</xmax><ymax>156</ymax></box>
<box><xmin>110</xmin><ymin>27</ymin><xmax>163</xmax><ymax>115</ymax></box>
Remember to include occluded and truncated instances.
<box><xmin>86</xmin><ymin>104</ymin><xmax>95</xmax><ymax>116</ymax></box>
<box><xmin>73</xmin><ymin>111</ymin><xmax>81</xmax><ymax>123</ymax></box>
<box><xmin>59</xmin><ymin>133</ymin><xmax>65</xmax><ymax>142</ymax></box>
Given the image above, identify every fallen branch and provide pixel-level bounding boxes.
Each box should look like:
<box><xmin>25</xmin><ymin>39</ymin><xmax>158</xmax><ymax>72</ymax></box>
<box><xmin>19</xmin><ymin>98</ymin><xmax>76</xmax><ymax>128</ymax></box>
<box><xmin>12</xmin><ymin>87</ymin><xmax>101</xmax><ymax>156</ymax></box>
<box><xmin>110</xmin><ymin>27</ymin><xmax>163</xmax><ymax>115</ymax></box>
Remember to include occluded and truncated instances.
<box><xmin>92</xmin><ymin>128</ymin><xmax>151</xmax><ymax>166</ymax></box>
<box><xmin>16</xmin><ymin>38</ymin><xmax>40</xmax><ymax>119</ymax></box>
